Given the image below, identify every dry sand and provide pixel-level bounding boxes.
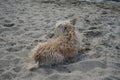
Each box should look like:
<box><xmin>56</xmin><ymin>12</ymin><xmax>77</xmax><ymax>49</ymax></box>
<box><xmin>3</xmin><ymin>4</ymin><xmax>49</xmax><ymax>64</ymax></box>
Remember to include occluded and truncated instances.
<box><xmin>0</xmin><ymin>0</ymin><xmax>120</xmax><ymax>80</ymax></box>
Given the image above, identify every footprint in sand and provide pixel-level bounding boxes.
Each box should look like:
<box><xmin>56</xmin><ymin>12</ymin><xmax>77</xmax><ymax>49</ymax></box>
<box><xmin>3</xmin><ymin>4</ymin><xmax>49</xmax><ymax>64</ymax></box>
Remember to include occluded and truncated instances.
<box><xmin>3</xmin><ymin>19</ymin><xmax>15</xmax><ymax>27</ymax></box>
<box><xmin>84</xmin><ymin>30</ymin><xmax>103</xmax><ymax>38</ymax></box>
<box><xmin>3</xmin><ymin>23</ymin><xmax>15</xmax><ymax>27</ymax></box>
<box><xmin>6</xmin><ymin>46</ymin><xmax>25</xmax><ymax>52</ymax></box>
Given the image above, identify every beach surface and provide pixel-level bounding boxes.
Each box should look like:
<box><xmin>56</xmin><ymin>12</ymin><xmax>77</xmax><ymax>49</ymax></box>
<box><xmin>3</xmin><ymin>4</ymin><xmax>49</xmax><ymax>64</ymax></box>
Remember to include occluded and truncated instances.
<box><xmin>0</xmin><ymin>0</ymin><xmax>120</xmax><ymax>80</ymax></box>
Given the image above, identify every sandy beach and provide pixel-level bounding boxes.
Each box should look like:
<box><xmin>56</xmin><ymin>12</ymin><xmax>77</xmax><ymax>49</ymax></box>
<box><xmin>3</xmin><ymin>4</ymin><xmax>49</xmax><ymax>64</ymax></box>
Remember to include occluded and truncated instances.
<box><xmin>0</xmin><ymin>0</ymin><xmax>120</xmax><ymax>80</ymax></box>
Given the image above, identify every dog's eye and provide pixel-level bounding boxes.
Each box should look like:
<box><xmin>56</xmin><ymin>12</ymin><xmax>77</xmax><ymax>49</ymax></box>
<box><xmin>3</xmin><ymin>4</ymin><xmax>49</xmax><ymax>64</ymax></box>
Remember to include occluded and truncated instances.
<box><xmin>64</xmin><ymin>27</ymin><xmax>67</xmax><ymax>30</ymax></box>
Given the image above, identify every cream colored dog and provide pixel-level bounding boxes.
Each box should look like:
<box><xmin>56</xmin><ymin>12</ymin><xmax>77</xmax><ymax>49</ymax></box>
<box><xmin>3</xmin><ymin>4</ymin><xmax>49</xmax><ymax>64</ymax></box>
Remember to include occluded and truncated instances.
<box><xmin>27</xmin><ymin>19</ymin><xmax>79</xmax><ymax>70</ymax></box>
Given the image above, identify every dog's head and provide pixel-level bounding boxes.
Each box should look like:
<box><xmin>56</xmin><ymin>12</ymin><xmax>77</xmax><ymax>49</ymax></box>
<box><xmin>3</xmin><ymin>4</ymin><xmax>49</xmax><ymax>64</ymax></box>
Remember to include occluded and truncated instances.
<box><xmin>54</xmin><ymin>19</ymin><xmax>77</xmax><ymax>36</ymax></box>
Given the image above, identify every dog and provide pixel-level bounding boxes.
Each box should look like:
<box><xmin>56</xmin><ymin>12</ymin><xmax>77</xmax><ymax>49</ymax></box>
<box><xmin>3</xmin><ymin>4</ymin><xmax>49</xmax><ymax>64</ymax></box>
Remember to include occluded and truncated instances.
<box><xmin>27</xmin><ymin>19</ymin><xmax>79</xmax><ymax>71</ymax></box>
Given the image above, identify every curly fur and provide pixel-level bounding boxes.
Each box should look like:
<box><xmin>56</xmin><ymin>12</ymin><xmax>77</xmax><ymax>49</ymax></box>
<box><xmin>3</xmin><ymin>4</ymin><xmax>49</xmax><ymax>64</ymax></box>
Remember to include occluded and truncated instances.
<box><xmin>27</xmin><ymin>19</ymin><xmax>79</xmax><ymax>70</ymax></box>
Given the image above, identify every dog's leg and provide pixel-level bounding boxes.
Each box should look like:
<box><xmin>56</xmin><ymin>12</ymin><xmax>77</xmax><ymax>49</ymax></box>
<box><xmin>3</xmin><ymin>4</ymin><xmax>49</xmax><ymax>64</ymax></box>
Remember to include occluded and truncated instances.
<box><xmin>27</xmin><ymin>62</ymin><xmax>39</xmax><ymax>71</ymax></box>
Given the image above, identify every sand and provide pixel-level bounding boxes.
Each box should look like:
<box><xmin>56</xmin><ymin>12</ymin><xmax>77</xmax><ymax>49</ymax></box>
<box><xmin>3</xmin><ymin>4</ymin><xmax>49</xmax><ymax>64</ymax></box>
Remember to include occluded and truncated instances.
<box><xmin>0</xmin><ymin>0</ymin><xmax>120</xmax><ymax>80</ymax></box>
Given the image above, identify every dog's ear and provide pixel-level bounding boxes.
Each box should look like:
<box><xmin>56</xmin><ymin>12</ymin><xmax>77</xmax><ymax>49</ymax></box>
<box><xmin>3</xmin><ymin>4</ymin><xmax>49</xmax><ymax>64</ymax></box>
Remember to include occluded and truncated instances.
<box><xmin>70</xmin><ymin>18</ymin><xmax>77</xmax><ymax>25</ymax></box>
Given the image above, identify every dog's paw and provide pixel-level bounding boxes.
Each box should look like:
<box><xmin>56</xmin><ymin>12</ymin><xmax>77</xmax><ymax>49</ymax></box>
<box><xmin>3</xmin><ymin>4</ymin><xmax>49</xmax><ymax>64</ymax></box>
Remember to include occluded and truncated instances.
<box><xmin>27</xmin><ymin>64</ymin><xmax>38</xmax><ymax>71</ymax></box>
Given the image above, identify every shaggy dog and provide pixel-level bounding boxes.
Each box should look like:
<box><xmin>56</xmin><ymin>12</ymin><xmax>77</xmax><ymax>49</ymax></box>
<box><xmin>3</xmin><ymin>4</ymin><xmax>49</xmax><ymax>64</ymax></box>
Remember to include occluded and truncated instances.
<box><xmin>27</xmin><ymin>19</ymin><xmax>79</xmax><ymax>70</ymax></box>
